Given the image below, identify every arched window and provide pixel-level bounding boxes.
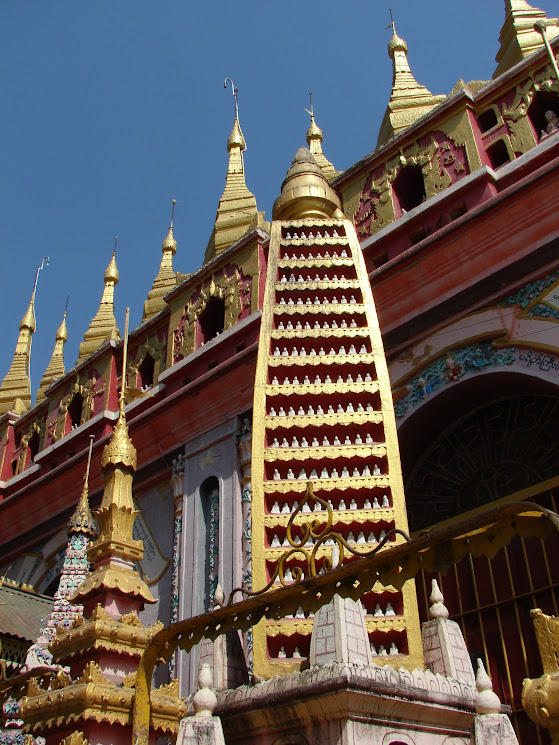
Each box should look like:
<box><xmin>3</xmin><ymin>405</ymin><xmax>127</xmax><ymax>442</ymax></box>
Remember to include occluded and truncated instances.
<box><xmin>527</xmin><ymin>90</ymin><xmax>559</xmax><ymax>140</ymax></box>
<box><xmin>28</xmin><ymin>431</ymin><xmax>40</xmax><ymax>462</ymax></box>
<box><xmin>200</xmin><ymin>476</ymin><xmax>219</xmax><ymax>610</ymax></box>
<box><xmin>392</xmin><ymin>165</ymin><xmax>426</xmax><ymax>214</ymax></box>
<box><xmin>68</xmin><ymin>392</ymin><xmax>84</xmax><ymax>430</ymax></box>
<box><xmin>485</xmin><ymin>138</ymin><xmax>511</xmax><ymax>169</ymax></box>
<box><xmin>198</xmin><ymin>297</ymin><xmax>225</xmax><ymax>345</ymax></box>
<box><xmin>138</xmin><ymin>353</ymin><xmax>155</xmax><ymax>390</ymax></box>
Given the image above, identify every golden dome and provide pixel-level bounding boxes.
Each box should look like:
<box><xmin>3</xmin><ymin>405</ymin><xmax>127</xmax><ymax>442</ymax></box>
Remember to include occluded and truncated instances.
<box><xmin>162</xmin><ymin>224</ymin><xmax>177</xmax><ymax>254</ymax></box>
<box><xmin>104</xmin><ymin>252</ymin><xmax>119</xmax><ymax>284</ymax></box>
<box><xmin>272</xmin><ymin>147</ymin><xmax>343</xmax><ymax>221</ymax></box>
<box><xmin>388</xmin><ymin>29</ymin><xmax>408</xmax><ymax>57</ymax></box>
<box><xmin>56</xmin><ymin>312</ymin><xmax>68</xmax><ymax>342</ymax></box>
<box><xmin>227</xmin><ymin>117</ymin><xmax>246</xmax><ymax>151</ymax></box>
<box><xmin>306</xmin><ymin>115</ymin><xmax>323</xmax><ymax>144</ymax></box>
<box><xmin>20</xmin><ymin>296</ymin><xmax>36</xmax><ymax>332</ymax></box>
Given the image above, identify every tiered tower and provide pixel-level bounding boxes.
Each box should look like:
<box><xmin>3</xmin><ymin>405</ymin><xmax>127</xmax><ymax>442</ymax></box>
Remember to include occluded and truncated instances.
<box><xmin>0</xmin><ymin>288</ymin><xmax>37</xmax><ymax>415</ymax></box>
<box><xmin>21</xmin><ymin>314</ymin><xmax>184</xmax><ymax>745</ymax></box>
<box><xmin>23</xmin><ymin>438</ymin><xmax>96</xmax><ymax>669</ymax></box>
<box><xmin>251</xmin><ymin>147</ymin><xmax>423</xmax><ymax>678</ymax></box>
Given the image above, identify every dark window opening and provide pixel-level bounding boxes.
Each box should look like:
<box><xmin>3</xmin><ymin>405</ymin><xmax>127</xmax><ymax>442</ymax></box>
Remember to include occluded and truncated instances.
<box><xmin>477</xmin><ymin>107</ymin><xmax>499</xmax><ymax>133</ymax></box>
<box><xmin>486</xmin><ymin>139</ymin><xmax>511</xmax><ymax>169</ymax></box>
<box><xmin>199</xmin><ymin>296</ymin><xmax>225</xmax><ymax>344</ymax></box>
<box><xmin>409</xmin><ymin>227</ymin><xmax>427</xmax><ymax>246</ymax></box>
<box><xmin>68</xmin><ymin>392</ymin><xmax>84</xmax><ymax>430</ymax></box>
<box><xmin>28</xmin><ymin>431</ymin><xmax>40</xmax><ymax>462</ymax></box>
<box><xmin>138</xmin><ymin>354</ymin><xmax>155</xmax><ymax>390</ymax></box>
<box><xmin>449</xmin><ymin>203</ymin><xmax>467</xmax><ymax>221</ymax></box>
<box><xmin>11</xmin><ymin>460</ymin><xmax>18</xmax><ymax>476</ymax></box>
<box><xmin>372</xmin><ymin>251</ymin><xmax>388</xmax><ymax>269</ymax></box>
<box><xmin>44</xmin><ymin>575</ymin><xmax>61</xmax><ymax>597</ymax></box>
<box><xmin>527</xmin><ymin>90</ymin><xmax>559</xmax><ymax>140</ymax></box>
<box><xmin>392</xmin><ymin>165</ymin><xmax>426</xmax><ymax>214</ymax></box>
<box><xmin>14</xmin><ymin>431</ymin><xmax>22</xmax><ymax>449</ymax></box>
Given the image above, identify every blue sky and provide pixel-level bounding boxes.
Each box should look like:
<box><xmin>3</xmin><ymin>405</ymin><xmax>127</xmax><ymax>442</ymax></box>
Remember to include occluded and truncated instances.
<box><xmin>0</xmin><ymin>2</ymin><xmax>517</xmax><ymax>392</ymax></box>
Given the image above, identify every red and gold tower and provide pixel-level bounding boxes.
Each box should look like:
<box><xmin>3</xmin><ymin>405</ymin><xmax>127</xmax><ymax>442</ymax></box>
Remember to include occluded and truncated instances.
<box><xmin>251</xmin><ymin>147</ymin><xmax>423</xmax><ymax>678</ymax></box>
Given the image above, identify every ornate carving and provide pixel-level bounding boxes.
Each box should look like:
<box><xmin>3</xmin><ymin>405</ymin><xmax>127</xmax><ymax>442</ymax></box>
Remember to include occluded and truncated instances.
<box><xmin>51</xmin><ymin>377</ymin><xmax>106</xmax><ymax>443</ymax></box>
<box><xmin>522</xmin><ymin>609</ymin><xmax>559</xmax><ymax>739</ymax></box>
<box><xmin>229</xmin><ymin>482</ymin><xmax>410</xmax><ymax>601</ymax></box>
<box><xmin>59</xmin><ymin>732</ymin><xmax>88</xmax><ymax>745</ymax></box>
<box><xmin>79</xmin><ymin>661</ymin><xmax>106</xmax><ymax>684</ymax></box>
<box><xmin>127</xmin><ymin>334</ymin><xmax>166</xmax><ymax>386</ymax></box>
<box><xmin>353</xmin><ymin>132</ymin><xmax>469</xmax><ymax>240</ymax></box>
<box><xmin>394</xmin><ymin>341</ymin><xmax>516</xmax><ymax>418</ymax></box>
<box><xmin>120</xmin><ymin>612</ymin><xmax>143</xmax><ymax>627</ymax></box>
<box><xmin>173</xmin><ymin>266</ymin><xmax>251</xmax><ymax>362</ymax></box>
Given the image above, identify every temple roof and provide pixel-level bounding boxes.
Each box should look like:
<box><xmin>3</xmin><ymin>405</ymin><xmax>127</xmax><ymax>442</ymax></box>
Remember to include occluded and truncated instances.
<box><xmin>0</xmin><ymin>581</ymin><xmax>53</xmax><ymax>642</ymax></box>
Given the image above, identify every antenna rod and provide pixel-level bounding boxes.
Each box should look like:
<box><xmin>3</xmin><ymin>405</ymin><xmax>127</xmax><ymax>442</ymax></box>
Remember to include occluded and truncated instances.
<box><xmin>224</xmin><ymin>77</ymin><xmax>239</xmax><ymax>119</ymax></box>
<box><xmin>64</xmin><ymin>293</ymin><xmax>70</xmax><ymax>317</ymax></box>
<box><xmin>114</xmin><ymin>236</ymin><xmax>118</xmax><ymax>255</ymax></box>
<box><xmin>120</xmin><ymin>307</ymin><xmax>130</xmax><ymax>415</ymax></box>
<box><xmin>84</xmin><ymin>435</ymin><xmax>95</xmax><ymax>490</ymax></box>
<box><xmin>33</xmin><ymin>256</ymin><xmax>50</xmax><ymax>296</ymax></box>
<box><xmin>170</xmin><ymin>198</ymin><xmax>176</xmax><ymax>226</ymax></box>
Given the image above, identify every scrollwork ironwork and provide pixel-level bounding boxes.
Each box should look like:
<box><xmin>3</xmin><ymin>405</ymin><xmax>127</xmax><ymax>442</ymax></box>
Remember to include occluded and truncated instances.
<box><xmin>227</xmin><ymin>481</ymin><xmax>410</xmax><ymax>604</ymax></box>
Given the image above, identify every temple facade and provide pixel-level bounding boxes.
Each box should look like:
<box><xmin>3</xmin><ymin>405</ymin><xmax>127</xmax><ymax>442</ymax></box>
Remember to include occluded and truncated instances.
<box><xmin>1</xmin><ymin>3</ymin><xmax>559</xmax><ymax>744</ymax></box>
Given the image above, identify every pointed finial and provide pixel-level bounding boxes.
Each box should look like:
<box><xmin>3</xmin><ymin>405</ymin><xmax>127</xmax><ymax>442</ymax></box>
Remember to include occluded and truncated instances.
<box><xmin>387</xmin><ymin>7</ymin><xmax>408</xmax><ymax>56</ymax></box>
<box><xmin>193</xmin><ymin>663</ymin><xmax>217</xmax><ymax>717</ymax></box>
<box><xmin>213</xmin><ymin>582</ymin><xmax>225</xmax><ymax>609</ymax></box>
<box><xmin>119</xmin><ymin>307</ymin><xmax>130</xmax><ymax>417</ymax></box>
<box><xmin>162</xmin><ymin>201</ymin><xmax>178</xmax><ymax>255</ymax></box>
<box><xmin>224</xmin><ymin>77</ymin><xmax>239</xmax><ymax>119</ymax></box>
<box><xmin>68</xmin><ymin>435</ymin><xmax>96</xmax><ymax>536</ymax></box>
<box><xmin>36</xmin><ymin>296</ymin><xmax>69</xmax><ymax>400</ymax></box>
<box><xmin>429</xmin><ymin>578</ymin><xmax>449</xmax><ymax>619</ymax></box>
<box><xmin>104</xmin><ymin>249</ymin><xmax>119</xmax><ymax>284</ymax></box>
<box><xmin>475</xmin><ymin>659</ymin><xmax>502</xmax><ymax>714</ymax></box>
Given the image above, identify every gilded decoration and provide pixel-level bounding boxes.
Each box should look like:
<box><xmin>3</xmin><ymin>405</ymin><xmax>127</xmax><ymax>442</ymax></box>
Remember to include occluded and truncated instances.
<box><xmin>127</xmin><ymin>334</ymin><xmax>166</xmax><ymax>389</ymax></box>
<box><xmin>131</xmin><ymin>501</ymin><xmax>559</xmax><ymax>745</ymax></box>
<box><xmin>522</xmin><ymin>609</ymin><xmax>559</xmax><ymax>741</ymax></box>
<box><xmin>352</xmin><ymin>132</ymin><xmax>469</xmax><ymax>240</ymax></box>
<box><xmin>48</xmin><ymin>376</ymin><xmax>106</xmax><ymax>443</ymax></box>
<box><xmin>250</xmin><ymin>205</ymin><xmax>423</xmax><ymax>677</ymax></box>
<box><xmin>173</xmin><ymin>265</ymin><xmax>251</xmax><ymax>362</ymax></box>
<box><xmin>14</xmin><ymin>418</ymin><xmax>46</xmax><ymax>475</ymax></box>
<box><xmin>501</xmin><ymin>65</ymin><xmax>559</xmax><ymax>152</ymax></box>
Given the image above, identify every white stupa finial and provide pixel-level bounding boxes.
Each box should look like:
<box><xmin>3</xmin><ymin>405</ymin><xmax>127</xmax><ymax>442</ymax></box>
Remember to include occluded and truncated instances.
<box><xmin>475</xmin><ymin>658</ymin><xmax>502</xmax><ymax>714</ymax></box>
<box><xmin>193</xmin><ymin>663</ymin><xmax>217</xmax><ymax>718</ymax></box>
<box><xmin>429</xmin><ymin>578</ymin><xmax>449</xmax><ymax>619</ymax></box>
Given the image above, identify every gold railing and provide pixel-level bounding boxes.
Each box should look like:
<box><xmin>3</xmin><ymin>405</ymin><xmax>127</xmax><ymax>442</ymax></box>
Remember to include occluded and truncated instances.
<box><xmin>132</xmin><ymin>499</ymin><xmax>559</xmax><ymax>745</ymax></box>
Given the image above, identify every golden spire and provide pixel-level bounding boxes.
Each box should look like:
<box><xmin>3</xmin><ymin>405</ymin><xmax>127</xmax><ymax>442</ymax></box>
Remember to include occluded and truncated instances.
<box><xmin>73</xmin><ymin>308</ymin><xmax>154</xmax><ymax>608</ymax></box>
<box><xmin>36</xmin><ymin>298</ymin><xmax>68</xmax><ymax>401</ymax></box>
<box><xmin>305</xmin><ymin>93</ymin><xmax>338</xmax><ymax>181</ymax></box>
<box><xmin>68</xmin><ymin>435</ymin><xmax>97</xmax><ymax>537</ymax></box>
<box><xmin>0</xmin><ymin>257</ymin><xmax>49</xmax><ymax>415</ymax></box>
<box><xmin>78</xmin><ymin>243</ymin><xmax>121</xmax><ymax>362</ymax></box>
<box><xmin>204</xmin><ymin>79</ymin><xmax>263</xmax><ymax>263</ymax></box>
<box><xmin>272</xmin><ymin>147</ymin><xmax>344</xmax><ymax>221</ymax></box>
<box><xmin>143</xmin><ymin>200</ymin><xmax>179</xmax><ymax>321</ymax></box>
<box><xmin>377</xmin><ymin>11</ymin><xmax>446</xmax><ymax>146</ymax></box>
<box><xmin>494</xmin><ymin>0</ymin><xmax>558</xmax><ymax>78</ymax></box>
